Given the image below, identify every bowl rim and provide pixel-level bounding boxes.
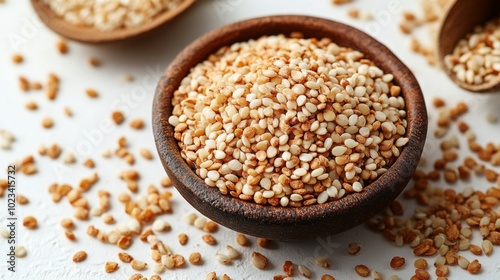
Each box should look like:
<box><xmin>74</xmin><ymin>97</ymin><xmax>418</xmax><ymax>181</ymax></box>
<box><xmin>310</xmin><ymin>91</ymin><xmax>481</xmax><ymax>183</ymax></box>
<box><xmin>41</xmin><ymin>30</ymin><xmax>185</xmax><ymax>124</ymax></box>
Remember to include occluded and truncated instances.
<box><xmin>31</xmin><ymin>0</ymin><xmax>196</xmax><ymax>43</ymax></box>
<box><xmin>153</xmin><ymin>15</ymin><xmax>427</xmax><ymax>239</ymax></box>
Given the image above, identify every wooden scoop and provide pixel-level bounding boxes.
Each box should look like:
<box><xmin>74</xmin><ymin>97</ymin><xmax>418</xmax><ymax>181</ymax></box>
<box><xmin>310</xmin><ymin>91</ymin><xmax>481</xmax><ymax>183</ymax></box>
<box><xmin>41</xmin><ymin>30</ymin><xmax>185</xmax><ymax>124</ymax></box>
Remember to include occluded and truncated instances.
<box><xmin>31</xmin><ymin>0</ymin><xmax>196</xmax><ymax>43</ymax></box>
<box><xmin>437</xmin><ymin>0</ymin><xmax>500</xmax><ymax>93</ymax></box>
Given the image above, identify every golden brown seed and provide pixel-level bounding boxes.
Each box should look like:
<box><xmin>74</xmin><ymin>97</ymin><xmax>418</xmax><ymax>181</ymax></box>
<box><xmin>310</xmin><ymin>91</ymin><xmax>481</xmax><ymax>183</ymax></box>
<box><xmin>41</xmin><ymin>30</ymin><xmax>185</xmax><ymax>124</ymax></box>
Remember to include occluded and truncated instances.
<box><xmin>83</xmin><ymin>158</ymin><xmax>95</xmax><ymax>168</ymax></box>
<box><xmin>117</xmin><ymin>236</ymin><xmax>133</xmax><ymax>249</ymax></box>
<box><xmin>251</xmin><ymin>252</ymin><xmax>269</xmax><ymax>269</ymax></box>
<box><xmin>19</xmin><ymin>76</ymin><xmax>29</xmax><ymax>91</ymax></box>
<box><xmin>221</xmin><ymin>275</ymin><xmax>231</xmax><ymax>280</ymax></box>
<box><xmin>16</xmin><ymin>194</ymin><xmax>29</xmax><ymax>204</ymax></box>
<box><xmin>432</xmin><ymin>97</ymin><xmax>446</xmax><ymax>108</ymax></box>
<box><xmin>60</xmin><ymin>218</ymin><xmax>74</xmax><ymax>229</ymax></box>
<box><xmin>12</xmin><ymin>53</ymin><xmax>23</xmax><ymax>63</ymax></box>
<box><xmin>414</xmin><ymin>259</ymin><xmax>428</xmax><ymax>269</ymax></box>
<box><xmin>131</xmin><ymin>260</ymin><xmax>147</xmax><ymax>271</ymax></box>
<box><xmin>415</xmin><ymin>269</ymin><xmax>430</xmax><ymax>280</ymax></box>
<box><xmin>435</xmin><ymin>265</ymin><xmax>449</xmax><ymax>277</ymax></box>
<box><xmin>160</xmin><ymin>176</ymin><xmax>172</xmax><ymax>187</ymax></box>
<box><xmin>25</xmin><ymin>101</ymin><xmax>38</xmax><ymax>110</ymax></box>
<box><xmin>321</xmin><ymin>275</ymin><xmax>335</xmax><ymax>280</ymax></box>
<box><xmin>88</xmin><ymin>57</ymin><xmax>101</xmax><ymax>67</ymax></box>
<box><xmin>105</xmin><ymin>262</ymin><xmax>119</xmax><ymax>273</ymax></box>
<box><xmin>178</xmin><ymin>233</ymin><xmax>188</xmax><ymax>245</ymax></box>
<box><xmin>257</xmin><ymin>238</ymin><xmax>271</xmax><ymax>248</ymax></box>
<box><xmin>130</xmin><ymin>119</ymin><xmax>144</xmax><ymax>130</ymax></box>
<box><xmin>172</xmin><ymin>254</ymin><xmax>185</xmax><ymax>267</ymax></box>
<box><xmin>73</xmin><ymin>251</ymin><xmax>87</xmax><ymax>262</ymax></box>
<box><xmin>283</xmin><ymin>260</ymin><xmax>294</xmax><ymax>276</ymax></box>
<box><xmin>118</xmin><ymin>252</ymin><xmax>134</xmax><ymax>263</ymax></box>
<box><xmin>139</xmin><ymin>148</ymin><xmax>153</xmax><ymax>160</ymax></box>
<box><xmin>236</xmin><ymin>233</ymin><xmax>250</xmax><ymax>246</ymax></box>
<box><xmin>23</xmin><ymin>216</ymin><xmax>37</xmax><ymax>229</ymax></box>
<box><xmin>188</xmin><ymin>252</ymin><xmax>202</xmax><ymax>265</ymax></box>
<box><xmin>31</xmin><ymin>82</ymin><xmax>42</xmax><ymax>90</ymax></box>
<box><xmin>355</xmin><ymin>265</ymin><xmax>371</xmax><ymax>277</ymax></box>
<box><xmin>470</xmin><ymin>244</ymin><xmax>482</xmax><ymax>255</ymax></box>
<box><xmin>42</xmin><ymin>117</ymin><xmax>54</xmax><ymax>129</ymax></box>
<box><xmin>64</xmin><ymin>107</ymin><xmax>72</xmax><ymax>117</ymax></box>
<box><xmin>202</xmin><ymin>234</ymin><xmax>216</xmax><ymax>245</ymax></box>
<box><xmin>129</xmin><ymin>274</ymin><xmax>143</xmax><ymax>280</ymax></box>
<box><xmin>203</xmin><ymin>221</ymin><xmax>219</xmax><ymax>233</ymax></box>
<box><xmin>85</xmin><ymin>89</ymin><xmax>98</xmax><ymax>98</ymax></box>
<box><xmin>61</xmin><ymin>227</ymin><xmax>75</xmax><ymax>239</ymax></box>
<box><xmin>56</xmin><ymin>39</ymin><xmax>68</xmax><ymax>54</ymax></box>
<box><xmin>150</xmin><ymin>275</ymin><xmax>162</xmax><ymax>280</ymax></box>
<box><xmin>467</xmin><ymin>259</ymin><xmax>481</xmax><ymax>274</ymax></box>
<box><xmin>206</xmin><ymin>272</ymin><xmax>216</xmax><ymax>280</ymax></box>
<box><xmin>347</xmin><ymin>243</ymin><xmax>361</xmax><ymax>255</ymax></box>
<box><xmin>390</xmin><ymin>256</ymin><xmax>405</xmax><ymax>269</ymax></box>
<box><xmin>112</xmin><ymin>111</ymin><xmax>125</xmax><ymax>125</ymax></box>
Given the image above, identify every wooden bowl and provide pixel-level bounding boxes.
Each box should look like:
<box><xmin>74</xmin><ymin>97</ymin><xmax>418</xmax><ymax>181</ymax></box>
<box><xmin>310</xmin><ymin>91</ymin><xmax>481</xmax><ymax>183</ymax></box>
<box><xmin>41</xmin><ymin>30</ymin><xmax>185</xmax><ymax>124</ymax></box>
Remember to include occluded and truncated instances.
<box><xmin>153</xmin><ymin>15</ymin><xmax>428</xmax><ymax>240</ymax></box>
<box><xmin>437</xmin><ymin>0</ymin><xmax>500</xmax><ymax>93</ymax></box>
<box><xmin>31</xmin><ymin>0</ymin><xmax>196</xmax><ymax>43</ymax></box>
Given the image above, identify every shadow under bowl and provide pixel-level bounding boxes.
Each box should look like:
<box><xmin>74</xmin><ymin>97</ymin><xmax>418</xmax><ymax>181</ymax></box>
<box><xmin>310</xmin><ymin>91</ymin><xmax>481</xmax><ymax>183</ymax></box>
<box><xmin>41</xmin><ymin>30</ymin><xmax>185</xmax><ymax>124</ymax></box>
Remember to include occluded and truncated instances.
<box><xmin>153</xmin><ymin>15</ymin><xmax>428</xmax><ymax>241</ymax></box>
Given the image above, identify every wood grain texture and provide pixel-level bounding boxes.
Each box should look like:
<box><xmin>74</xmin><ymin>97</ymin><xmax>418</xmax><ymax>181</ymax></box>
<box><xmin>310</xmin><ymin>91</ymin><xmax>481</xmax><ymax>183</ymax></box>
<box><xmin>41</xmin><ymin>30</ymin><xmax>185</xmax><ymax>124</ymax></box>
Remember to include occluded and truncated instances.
<box><xmin>153</xmin><ymin>16</ymin><xmax>428</xmax><ymax>240</ymax></box>
<box><xmin>31</xmin><ymin>0</ymin><xmax>196</xmax><ymax>43</ymax></box>
<box><xmin>437</xmin><ymin>0</ymin><xmax>500</xmax><ymax>93</ymax></box>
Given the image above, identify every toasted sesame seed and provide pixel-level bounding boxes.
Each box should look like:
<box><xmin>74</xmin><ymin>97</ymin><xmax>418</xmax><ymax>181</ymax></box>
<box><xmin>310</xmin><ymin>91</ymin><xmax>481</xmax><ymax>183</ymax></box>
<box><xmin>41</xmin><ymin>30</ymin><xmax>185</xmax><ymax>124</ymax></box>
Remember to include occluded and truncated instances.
<box><xmin>15</xmin><ymin>246</ymin><xmax>27</xmax><ymax>258</ymax></box>
<box><xmin>206</xmin><ymin>272</ymin><xmax>216</xmax><ymax>280</ymax></box>
<box><xmin>298</xmin><ymin>264</ymin><xmax>312</xmax><ymax>278</ymax></box>
<box><xmin>131</xmin><ymin>260</ymin><xmax>147</xmax><ymax>271</ymax></box>
<box><xmin>56</xmin><ymin>39</ymin><xmax>68</xmax><ymax>54</ymax></box>
<box><xmin>251</xmin><ymin>252</ymin><xmax>269</xmax><ymax>269</ymax></box>
<box><xmin>105</xmin><ymin>261</ymin><xmax>119</xmax><ymax>273</ymax></box>
<box><xmin>73</xmin><ymin>251</ymin><xmax>87</xmax><ymax>262</ymax></box>
<box><xmin>390</xmin><ymin>256</ymin><xmax>405</xmax><ymax>269</ymax></box>
<box><xmin>314</xmin><ymin>256</ymin><xmax>331</xmax><ymax>268</ymax></box>
<box><xmin>188</xmin><ymin>252</ymin><xmax>202</xmax><ymax>265</ymax></box>
<box><xmin>12</xmin><ymin>53</ymin><xmax>23</xmax><ymax>63</ymax></box>
<box><xmin>355</xmin><ymin>265</ymin><xmax>371</xmax><ymax>277</ymax></box>
<box><xmin>85</xmin><ymin>88</ymin><xmax>98</xmax><ymax>98</ymax></box>
<box><xmin>23</xmin><ymin>216</ymin><xmax>37</xmax><ymax>229</ymax></box>
<box><xmin>236</xmin><ymin>233</ymin><xmax>250</xmax><ymax>246</ymax></box>
<box><xmin>215</xmin><ymin>253</ymin><xmax>231</xmax><ymax>265</ymax></box>
<box><xmin>112</xmin><ymin>111</ymin><xmax>125</xmax><ymax>125</ymax></box>
<box><xmin>42</xmin><ymin>117</ymin><xmax>54</xmax><ymax>129</ymax></box>
<box><xmin>88</xmin><ymin>57</ymin><xmax>101</xmax><ymax>67</ymax></box>
<box><xmin>202</xmin><ymin>234</ymin><xmax>216</xmax><ymax>245</ymax></box>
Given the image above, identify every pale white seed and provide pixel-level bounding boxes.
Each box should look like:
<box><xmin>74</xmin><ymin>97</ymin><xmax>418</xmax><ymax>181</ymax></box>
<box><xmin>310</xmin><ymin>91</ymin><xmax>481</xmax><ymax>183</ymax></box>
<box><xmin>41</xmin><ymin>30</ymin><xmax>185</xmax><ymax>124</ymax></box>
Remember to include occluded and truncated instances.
<box><xmin>298</xmin><ymin>264</ymin><xmax>312</xmax><ymax>278</ymax></box>
<box><xmin>215</xmin><ymin>253</ymin><xmax>232</xmax><ymax>265</ymax></box>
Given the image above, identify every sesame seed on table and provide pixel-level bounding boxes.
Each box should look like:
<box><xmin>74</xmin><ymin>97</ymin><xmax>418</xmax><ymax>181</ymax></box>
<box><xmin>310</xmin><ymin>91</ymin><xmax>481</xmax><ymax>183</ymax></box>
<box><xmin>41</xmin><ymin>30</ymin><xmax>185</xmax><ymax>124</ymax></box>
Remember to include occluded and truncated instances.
<box><xmin>1</xmin><ymin>0</ymin><xmax>500</xmax><ymax>280</ymax></box>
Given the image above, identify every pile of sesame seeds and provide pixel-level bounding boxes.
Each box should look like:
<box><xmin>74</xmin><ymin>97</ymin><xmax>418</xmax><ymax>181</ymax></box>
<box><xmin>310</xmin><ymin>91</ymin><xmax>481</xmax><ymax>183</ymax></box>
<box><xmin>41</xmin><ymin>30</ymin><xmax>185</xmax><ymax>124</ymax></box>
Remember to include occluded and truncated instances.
<box><xmin>444</xmin><ymin>17</ymin><xmax>500</xmax><ymax>85</ymax></box>
<box><xmin>43</xmin><ymin>0</ymin><xmax>186</xmax><ymax>31</ymax></box>
<box><xmin>169</xmin><ymin>34</ymin><xmax>409</xmax><ymax>206</ymax></box>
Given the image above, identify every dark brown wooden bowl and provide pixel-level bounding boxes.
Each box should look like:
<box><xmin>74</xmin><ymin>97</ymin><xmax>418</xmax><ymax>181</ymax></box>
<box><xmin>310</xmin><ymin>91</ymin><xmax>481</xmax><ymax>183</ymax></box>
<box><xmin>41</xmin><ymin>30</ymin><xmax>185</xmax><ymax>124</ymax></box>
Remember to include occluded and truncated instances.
<box><xmin>437</xmin><ymin>0</ymin><xmax>500</xmax><ymax>93</ymax></box>
<box><xmin>31</xmin><ymin>0</ymin><xmax>196</xmax><ymax>43</ymax></box>
<box><xmin>153</xmin><ymin>15</ymin><xmax>428</xmax><ymax>240</ymax></box>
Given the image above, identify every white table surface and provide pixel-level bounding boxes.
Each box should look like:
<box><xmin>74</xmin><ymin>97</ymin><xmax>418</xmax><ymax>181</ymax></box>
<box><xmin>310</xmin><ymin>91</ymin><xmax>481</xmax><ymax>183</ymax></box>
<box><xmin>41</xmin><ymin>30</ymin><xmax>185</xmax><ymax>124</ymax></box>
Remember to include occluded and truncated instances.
<box><xmin>1</xmin><ymin>0</ymin><xmax>500</xmax><ymax>279</ymax></box>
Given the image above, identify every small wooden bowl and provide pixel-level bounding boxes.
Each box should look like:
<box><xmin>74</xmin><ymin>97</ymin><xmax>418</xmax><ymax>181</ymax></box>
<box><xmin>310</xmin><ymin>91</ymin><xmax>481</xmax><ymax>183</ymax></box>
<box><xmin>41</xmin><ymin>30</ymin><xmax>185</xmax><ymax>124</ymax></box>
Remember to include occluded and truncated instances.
<box><xmin>153</xmin><ymin>16</ymin><xmax>428</xmax><ymax>240</ymax></box>
<box><xmin>437</xmin><ymin>0</ymin><xmax>500</xmax><ymax>93</ymax></box>
<box><xmin>31</xmin><ymin>0</ymin><xmax>196</xmax><ymax>43</ymax></box>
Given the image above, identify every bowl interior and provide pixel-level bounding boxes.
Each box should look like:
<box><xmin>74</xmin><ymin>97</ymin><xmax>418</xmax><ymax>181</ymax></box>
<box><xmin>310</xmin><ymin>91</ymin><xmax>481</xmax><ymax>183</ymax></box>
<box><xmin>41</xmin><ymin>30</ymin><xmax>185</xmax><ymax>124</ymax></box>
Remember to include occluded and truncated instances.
<box><xmin>437</xmin><ymin>0</ymin><xmax>500</xmax><ymax>92</ymax></box>
<box><xmin>31</xmin><ymin>0</ymin><xmax>196</xmax><ymax>43</ymax></box>
<box><xmin>153</xmin><ymin>15</ymin><xmax>427</xmax><ymax>240</ymax></box>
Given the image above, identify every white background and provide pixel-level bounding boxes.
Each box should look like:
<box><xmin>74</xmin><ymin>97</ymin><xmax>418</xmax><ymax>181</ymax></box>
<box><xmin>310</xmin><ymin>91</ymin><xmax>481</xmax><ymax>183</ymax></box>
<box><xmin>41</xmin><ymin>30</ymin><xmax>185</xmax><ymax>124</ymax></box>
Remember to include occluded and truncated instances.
<box><xmin>1</xmin><ymin>0</ymin><xmax>500</xmax><ymax>279</ymax></box>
